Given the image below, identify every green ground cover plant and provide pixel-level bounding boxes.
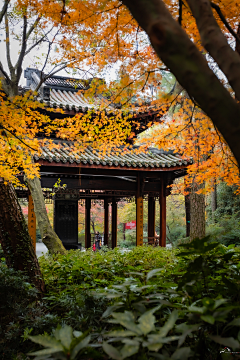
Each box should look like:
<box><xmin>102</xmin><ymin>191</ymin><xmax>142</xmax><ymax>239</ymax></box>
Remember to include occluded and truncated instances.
<box><xmin>1</xmin><ymin>240</ymin><xmax>240</xmax><ymax>359</ymax></box>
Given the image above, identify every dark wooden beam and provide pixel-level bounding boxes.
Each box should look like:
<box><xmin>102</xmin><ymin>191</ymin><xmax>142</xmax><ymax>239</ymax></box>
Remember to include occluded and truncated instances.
<box><xmin>148</xmin><ymin>196</ymin><xmax>155</xmax><ymax>244</ymax></box>
<box><xmin>40</xmin><ymin>175</ymin><xmax>164</xmax><ymax>192</ymax></box>
<box><xmin>159</xmin><ymin>180</ymin><xmax>167</xmax><ymax>247</ymax></box>
<box><xmin>104</xmin><ymin>198</ymin><xmax>109</xmax><ymax>246</ymax></box>
<box><xmin>112</xmin><ymin>198</ymin><xmax>117</xmax><ymax>249</ymax></box>
<box><xmin>40</xmin><ymin>165</ymin><xmax>186</xmax><ymax>178</ymax></box>
<box><xmin>85</xmin><ymin>198</ymin><xmax>91</xmax><ymax>249</ymax></box>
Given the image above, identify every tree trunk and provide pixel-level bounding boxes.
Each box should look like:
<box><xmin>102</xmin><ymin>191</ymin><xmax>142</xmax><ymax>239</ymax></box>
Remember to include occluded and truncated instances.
<box><xmin>190</xmin><ymin>181</ymin><xmax>205</xmax><ymax>240</ymax></box>
<box><xmin>26</xmin><ymin>176</ymin><xmax>67</xmax><ymax>255</ymax></box>
<box><xmin>211</xmin><ymin>180</ymin><xmax>217</xmax><ymax>222</ymax></box>
<box><xmin>185</xmin><ymin>193</ymin><xmax>191</xmax><ymax>237</ymax></box>
<box><xmin>91</xmin><ymin>220</ymin><xmax>95</xmax><ymax>234</ymax></box>
<box><xmin>235</xmin><ymin>23</ymin><xmax>240</xmax><ymax>56</ymax></box>
<box><xmin>0</xmin><ymin>178</ymin><xmax>45</xmax><ymax>293</ymax></box>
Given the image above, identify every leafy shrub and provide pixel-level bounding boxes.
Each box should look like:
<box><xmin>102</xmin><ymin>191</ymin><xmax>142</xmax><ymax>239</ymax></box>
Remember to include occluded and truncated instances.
<box><xmin>0</xmin><ymin>265</ymin><xmax>60</xmax><ymax>360</ymax></box>
<box><xmin>207</xmin><ymin>215</ymin><xmax>240</xmax><ymax>246</ymax></box>
<box><xmin>29</xmin><ymin>238</ymin><xmax>240</xmax><ymax>360</ymax></box>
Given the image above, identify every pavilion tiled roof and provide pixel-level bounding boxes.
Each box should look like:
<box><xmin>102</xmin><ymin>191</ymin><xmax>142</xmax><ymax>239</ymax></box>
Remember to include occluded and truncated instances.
<box><xmin>34</xmin><ymin>142</ymin><xmax>192</xmax><ymax>169</ymax></box>
<box><xmin>24</xmin><ymin>68</ymin><xmax>159</xmax><ymax>115</ymax></box>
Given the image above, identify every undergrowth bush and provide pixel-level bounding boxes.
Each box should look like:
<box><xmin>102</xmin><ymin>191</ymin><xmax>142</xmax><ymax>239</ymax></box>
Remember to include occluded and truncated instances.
<box><xmin>1</xmin><ymin>241</ymin><xmax>240</xmax><ymax>359</ymax></box>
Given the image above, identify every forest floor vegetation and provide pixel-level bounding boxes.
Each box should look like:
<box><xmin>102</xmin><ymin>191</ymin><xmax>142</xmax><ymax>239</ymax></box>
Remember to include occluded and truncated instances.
<box><xmin>1</xmin><ymin>240</ymin><xmax>240</xmax><ymax>360</ymax></box>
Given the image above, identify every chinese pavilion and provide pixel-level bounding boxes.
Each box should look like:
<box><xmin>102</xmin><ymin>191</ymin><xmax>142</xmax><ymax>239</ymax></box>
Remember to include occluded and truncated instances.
<box><xmin>19</xmin><ymin>68</ymin><xmax>191</xmax><ymax>250</ymax></box>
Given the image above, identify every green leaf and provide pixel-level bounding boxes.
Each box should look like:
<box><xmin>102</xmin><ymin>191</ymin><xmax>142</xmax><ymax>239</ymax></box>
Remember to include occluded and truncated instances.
<box><xmin>177</xmin><ymin>324</ymin><xmax>199</xmax><ymax>347</ymax></box>
<box><xmin>202</xmin><ymin>298</ymin><xmax>215</xmax><ymax>308</ymax></box>
<box><xmin>171</xmin><ymin>347</ymin><xmax>191</xmax><ymax>359</ymax></box>
<box><xmin>27</xmin><ymin>348</ymin><xmax>63</xmax><ymax>356</ymax></box>
<box><xmin>28</xmin><ymin>335</ymin><xmax>62</xmax><ymax>349</ymax></box>
<box><xmin>121</xmin><ymin>338</ymin><xmax>140</xmax><ymax>346</ymax></box>
<box><xmin>188</xmin><ymin>305</ymin><xmax>204</xmax><ymax>314</ymax></box>
<box><xmin>73</xmin><ymin>330</ymin><xmax>83</xmax><ymax>338</ymax></box>
<box><xmin>138</xmin><ymin>312</ymin><xmax>156</xmax><ymax>335</ymax></box>
<box><xmin>214</xmin><ymin>299</ymin><xmax>228</xmax><ymax>309</ymax></box>
<box><xmin>146</xmin><ymin>268</ymin><xmax>163</xmax><ymax>281</ymax></box>
<box><xmin>71</xmin><ymin>335</ymin><xmax>91</xmax><ymax>359</ymax></box>
<box><xmin>103</xmin><ymin>342</ymin><xmax>122</xmax><ymax>360</ymax></box>
<box><xmin>146</xmin><ymin>341</ymin><xmax>163</xmax><ymax>352</ymax></box>
<box><xmin>120</xmin><ymin>344</ymin><xmax>139</xmax><ymax>359</ymax></box>
<box><xmin>111</xmin><ymin>311</ymin><xmax>142</xmax><ymax>335</ymax></box>
<box><xmin>209</xmin><ymin>335</ymin><xmax>240</xmax><ymax>349</ymax></box>
<box><xmin>201</xmin><ymin>315</ymin><xmax>215</xmax><ymax>324</ymax></box>
<box><xmin>102</xmin><ymin>304</ymin><xmax>124</xmax><ymax>318</ymax></box>
<box><xmin>159</xmin><ymin>310</ymin><xmax>178</xmax><ymax>337</ymax></box>
<box><xmin>59</xmin><ymin>325</ymin><xmax>73</xmax><ymax>349</ymax></box>
<box><xmin>224</xmin><ymin>318</ymin><xmax>240</xmax><ymax>332</ymax></box>
<box><xmin>106</xmin><ymin>330</ymin><xmax>137</xmax><ymax>337</ymax></box>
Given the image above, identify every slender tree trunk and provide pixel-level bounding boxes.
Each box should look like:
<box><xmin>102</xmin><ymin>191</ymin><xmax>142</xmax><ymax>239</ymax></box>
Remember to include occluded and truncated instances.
<box><xmin>91</xmin><ymin>220</ymin><xmax>95</xmax><ymax>234</ymax></box>
<box><xmin>0</xmin><ymin>178</ymin><xmax>45</xmax><ymax>293</ymax></box>
<box><xmin>185</xmin><ymin>193</ymin><xmax>191</xmax><ymax>237</ymax></box>
<box><xmin>190</xmin><ymin>181</ymin><xmax>205</xmax><ymax>240</ymax></box>
<box><xmin>211</xmin><ymin>180</ymin><xmax>217</xmax><ymax>222</ymax></box>
<box><xmin>26</xmin><ymin>176</ymin><xmax>66</xmax><ymax>255</ymax></box>
<box><xmin>235</xmin><ymin>23</ymin><xmax>240</xmax><ymax>56</ymax></box>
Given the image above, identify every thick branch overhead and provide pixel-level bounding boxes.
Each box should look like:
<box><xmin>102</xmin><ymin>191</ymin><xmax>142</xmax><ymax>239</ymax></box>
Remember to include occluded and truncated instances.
<box><xmin>121</xmin><ymin>0</ymin><xmax>240</xmax><ymax>166</ymax></box>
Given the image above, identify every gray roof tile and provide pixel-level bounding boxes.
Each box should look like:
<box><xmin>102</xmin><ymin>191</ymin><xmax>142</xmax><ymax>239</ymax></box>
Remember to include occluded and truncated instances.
<box><xmin>34</xmin><ymin>142</ymin><xmax>192</xmax><ymax>169</ymax></box>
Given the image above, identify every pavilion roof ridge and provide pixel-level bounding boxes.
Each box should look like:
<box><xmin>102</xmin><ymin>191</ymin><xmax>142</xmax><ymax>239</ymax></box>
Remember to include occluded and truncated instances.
<box><xmin>34</xmin><ymin>141</ymin><xmax>192</xmax><ymax>169</ymax></box>
<box><xmin>23</xmin><ymin>67</ymin><xmax>165</xmax><ymax>117</ymax></box>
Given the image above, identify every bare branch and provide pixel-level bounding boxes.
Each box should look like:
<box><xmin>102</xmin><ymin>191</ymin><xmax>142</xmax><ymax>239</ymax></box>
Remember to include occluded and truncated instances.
<box><xmin>0</xmin><ymin>61</ymin><xmax>11</xmax><ymax>84</ymax></box>
<box><xmin>25</xmin><ymin>27</ymin><xmax>53</xmax><ymax>56</ymax></box>
<box><xmin>5</xmin><ymin>13</ymin><xmax>14</xmax><ymax>76</ymax></box>
<box><xmin>15</xmin><ymin>15</ymin><xmax>27</xmax><ymax>83</ymax></box>
<box><xmin>0</xmin><ymin>0</ymin><xmax>10</xmax><ymax>25</ymax></box>
<box><xmin>121</xmin><ymin>0</ymin><xmax>240</xmax><ymax>166</ymax></box>
<box><xmin>26</xmin><ymin>16</ymin><xmax>41</xmax><ymax>40</ymax></box>
<box><xmin>41</xmin><ymin>41</ymin><xmax>52</xmax><ymax>73</ymax></box>
<box><xmin>0</xmin><ymin>124</ymin><xmax>38</xmax><ymax>151</ymax></box>
<box><xmin>210</xmin><ymin>2</ymin><xmax>240</xmax><ymax>45</ymax></box>
<box><xmin>178</xmin><ymin>0</ymin><xmax>182</xmax><ymax>25</ymax></box>
<box><xmin>33</xmin><ymin>62</ymin><xmax>69</xmax><ymax>93</ymax></box>
<box><xmin>186</xmin><ymin>0</ymin><xmax>240</xmax><ymax>101</ymax></box>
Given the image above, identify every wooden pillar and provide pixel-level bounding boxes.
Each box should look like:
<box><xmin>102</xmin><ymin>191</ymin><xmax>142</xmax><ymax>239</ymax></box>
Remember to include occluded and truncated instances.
<box><xmin>112</xmin><ymin>198</ymin><xmax>117</xmax><ymax>249</ymax></box>
<box><xmin>148</xmin><ymin>196</ymin><xmax>155</xmax><ymax>244</ymax></box>
<box><xmin>159</xmin><ymin>180</ymin><xmax>167</xmax><ymax>247</ymax></box>
<box><xmin>136</xmin><ymin>197</ymin><xmax>144</xmax><ymax>246</ymax></box>
<box><xmin>85</xmin><ymin>198</ymin><xmax>91</xmax><ymax>248</ymax></box>
<box><xmin>104</xmin><ymin>198</ymin><xmax>109</xmax><ymax>246</ymax></box>
<box><xmin>28</xmin><ymin>194</ymin><xmax>36</xmax><ymax>251</ymax></box>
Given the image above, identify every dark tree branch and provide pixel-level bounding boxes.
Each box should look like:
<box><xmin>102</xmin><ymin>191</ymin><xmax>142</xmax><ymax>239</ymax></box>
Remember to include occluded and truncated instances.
<box><xmin>186</xmin><ymin>0</ymin><xmax>240</xmax><ymax>101</ymax></box>
<box><xmin>178</xmin><ymin>0</ymin><xmax>182</xmax><ymax>25</ymax></box>
<box><xmin>121</xmin><ymin>0</ymin><xmax>240</xmax><ymax>166</ymax></box>
<box><xmin>210</xmin><ymin>2</ymin><xmax>240</xmax><ymax>45</ymax></box>
<box><xmin>26</xmin><ymin>16</ymin><xmax>41</xmax><ymax>40</ymax></box>
<box><xmin>0</xmin><ymin>0</ymin><xmax>10</xmax><ymax>25</ymax></box>
<box><xmin>33</xmin><ymin>62</ymin><xmax>69</xmax><ymax>93</ymax></box>
<box><xmin>0</xmin><ymin>61</ymin><xmax>12</xmax><ymax>84</ymax></box>
<box><xmin>5</xmin><ymin>13</ymin><xmax>14</xmax><ymax>76</ymax></box>
<box><xmin>0</xmin><ymin>124</ymin><xmax>38</xmax><ymax>151</ymax></box>
<box><xmin>236</xmin><ymin>23</ymin><xmax>240</xmax><ymax>56</ymax></box>
<box><xmin>25</xmin><ymin>27</ymin><xmax>53</xmax><ymax>56</ymax></box>
<box><xmin>16</xmin><ymin>15</ymin><xmax>27</xmax><ymax>83</ymax></box>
